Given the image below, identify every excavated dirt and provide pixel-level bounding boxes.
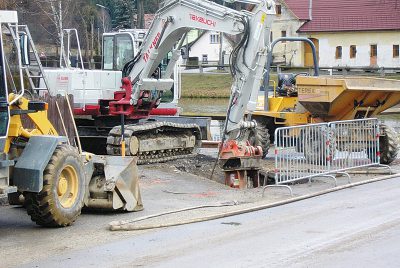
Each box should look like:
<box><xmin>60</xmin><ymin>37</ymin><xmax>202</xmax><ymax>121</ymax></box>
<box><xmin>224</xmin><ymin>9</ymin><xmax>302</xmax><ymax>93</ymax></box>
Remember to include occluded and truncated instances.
<box><xmin>148</xmin><ymin>153</ymin><xmax>276</xmax><ymax>185</ymax></box>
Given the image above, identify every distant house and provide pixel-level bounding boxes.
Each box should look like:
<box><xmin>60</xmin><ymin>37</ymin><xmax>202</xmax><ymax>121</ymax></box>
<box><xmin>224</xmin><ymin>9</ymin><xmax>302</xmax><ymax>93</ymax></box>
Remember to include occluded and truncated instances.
<box><xmin>270</xmin><ymin>0</ymin><xmax>310</xmax><ymax>67</ymax></box>
<box><xmin>187</xmin><ymin>31</ymin><xmax>233</xmax><ymax>64</ymax></box>
<box><xmin>284</xmin><ymin>0</ymin><xmax>400</xmax><ymax>68</ymax></box>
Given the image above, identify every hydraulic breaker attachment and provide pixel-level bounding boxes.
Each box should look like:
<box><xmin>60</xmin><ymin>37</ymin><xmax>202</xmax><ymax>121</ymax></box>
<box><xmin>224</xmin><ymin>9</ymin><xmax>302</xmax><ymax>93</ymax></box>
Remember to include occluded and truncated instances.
<box><xmin>219</xmin><ymin>140</ymin><xmax>263</xmax><ymax>189</ymax></box>
<box><xmin>84</xmin><ymin>155</ymin><xmax>143</xmax><ymax>212</ymax></box>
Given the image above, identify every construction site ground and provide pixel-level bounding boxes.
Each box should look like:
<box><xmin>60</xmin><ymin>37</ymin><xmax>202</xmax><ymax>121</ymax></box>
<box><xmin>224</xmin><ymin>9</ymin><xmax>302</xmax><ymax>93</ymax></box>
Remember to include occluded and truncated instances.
<box><xmin>0</xmin><ymin>148</ymin><xmax>399</xmax><ymax>267</ymax></box>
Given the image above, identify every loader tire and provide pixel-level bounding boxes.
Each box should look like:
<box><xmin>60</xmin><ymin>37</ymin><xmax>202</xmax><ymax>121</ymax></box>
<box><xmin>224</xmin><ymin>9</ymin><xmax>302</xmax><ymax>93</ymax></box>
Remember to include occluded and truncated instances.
<box><xmin>25</xmin><ymin>144</ymin><xmax>85</xmax><ymax>227</ymax></box>
<box><xmin>249</xmin><ymin>122</ymin><xmax>270</xmax><ymax>158</ymax></box>
<box><xmin>379</xmin><ymin>124</ymin><xmax>399</xmax><ymax>165</ymax></box>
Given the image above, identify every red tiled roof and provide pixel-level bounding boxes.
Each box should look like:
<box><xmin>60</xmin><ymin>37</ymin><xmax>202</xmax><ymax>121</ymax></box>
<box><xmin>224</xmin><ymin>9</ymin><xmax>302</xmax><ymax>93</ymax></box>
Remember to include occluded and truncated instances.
<box><xmin>283</xmin><ymin>0</ymin><xmax>400</xmax><ymax>32</ymax></box>
<box><xmin>282</xmin><ymin>0</ymin><xmax>310</xmax><ymax>20</ymax></box>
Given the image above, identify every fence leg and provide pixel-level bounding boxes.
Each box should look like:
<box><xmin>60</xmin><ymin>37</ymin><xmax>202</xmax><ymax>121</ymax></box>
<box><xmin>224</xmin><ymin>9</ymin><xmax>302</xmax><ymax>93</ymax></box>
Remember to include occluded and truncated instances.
<box><xmin>373</xmin><ymin>164</ymin><xmax>393</xmax><ymax>175</ymax></box>
<box><xmin>310</xmin><ymin>175</ymin><xmax>337</xmax><ymax>187</ymax></box>
<box><xmin>335</xmin><ymin>172</ymin><xmax>351</xmax><ymax>184</ymax></box>
<box><xmin>262</xmin><ymin>185</ymin><xmax>293</xmax><ymax>197</ymax></box>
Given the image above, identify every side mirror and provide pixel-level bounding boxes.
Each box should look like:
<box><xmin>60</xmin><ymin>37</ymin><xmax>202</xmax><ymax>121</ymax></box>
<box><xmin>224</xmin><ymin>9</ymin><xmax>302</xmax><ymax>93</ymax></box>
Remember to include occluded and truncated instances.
<box><xmin>19</xmin><ymin>33</ymin><xmax>30</xmax><ymax>66</ymax></box>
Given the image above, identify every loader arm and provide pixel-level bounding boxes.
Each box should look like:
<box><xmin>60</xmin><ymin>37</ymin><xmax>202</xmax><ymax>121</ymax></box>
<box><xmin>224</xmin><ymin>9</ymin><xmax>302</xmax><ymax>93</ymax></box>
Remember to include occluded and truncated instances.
<box><xmin>5</xmin><ymin>94</ymin><xmax>58</xmax><ymax>153</ymax></box>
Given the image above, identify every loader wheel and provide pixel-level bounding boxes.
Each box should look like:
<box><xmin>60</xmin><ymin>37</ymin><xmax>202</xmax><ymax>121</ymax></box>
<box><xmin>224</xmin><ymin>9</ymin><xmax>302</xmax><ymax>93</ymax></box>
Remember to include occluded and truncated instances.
<box><xmin>249</xmin><ymin>122</ymin><xmax>271</xmax><ymax>158</ymax></box>
<box><xmin>25</xmin><ymin>144</ymin><xmax>85</xmax><ymax>227</ymax></box>
<box><xmin>379</xmin><ymin>124</ymin><xmax>399</xmax><ymax>165</ymax></box>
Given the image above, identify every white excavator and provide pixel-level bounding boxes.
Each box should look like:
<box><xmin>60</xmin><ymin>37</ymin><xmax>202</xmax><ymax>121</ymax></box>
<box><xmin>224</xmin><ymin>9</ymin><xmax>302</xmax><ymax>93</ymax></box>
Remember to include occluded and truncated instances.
<box><xmin>103</xmin><ymin>0</ymin><xmax>275</xmax><ymax>173</ymax></box>
<box><xmin>23</xmin><ymin>0</ymin><xmax>275</xmax><ymax>179</ymax></box>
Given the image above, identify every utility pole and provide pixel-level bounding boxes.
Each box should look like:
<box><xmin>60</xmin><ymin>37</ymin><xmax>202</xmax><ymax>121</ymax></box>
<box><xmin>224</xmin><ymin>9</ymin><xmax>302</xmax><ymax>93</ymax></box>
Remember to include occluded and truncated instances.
<box><xmin>90</xmin><ymin>17</ymin><xmax>94</xmax><ymax>69</ymax></box>
<box><xmin>137</xmin><ymin>0</ymin><xmax>144</xmax><ymax>29</ymax></box>
<box><xmin>97</xmin><ymin>27</ymin><xmax>100</xmax><ymax>56</ymax></box>
<box><xmin>218</xmin><ymin>1</ymin><xmax>226</xmax><ymax>70</ymax></box>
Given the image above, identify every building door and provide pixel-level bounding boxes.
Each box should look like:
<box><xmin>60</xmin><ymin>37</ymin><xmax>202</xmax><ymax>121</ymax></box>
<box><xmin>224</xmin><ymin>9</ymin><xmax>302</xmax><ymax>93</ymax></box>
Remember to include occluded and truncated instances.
<box><xmin>370</xmin><ymin>44</ymin><xmax>377</xmax><ymax>66</ymax></box>
<box><xmin>304</xmin><ymin>38</ymin><xmax>319</xmax><ymax>67</ymax></box>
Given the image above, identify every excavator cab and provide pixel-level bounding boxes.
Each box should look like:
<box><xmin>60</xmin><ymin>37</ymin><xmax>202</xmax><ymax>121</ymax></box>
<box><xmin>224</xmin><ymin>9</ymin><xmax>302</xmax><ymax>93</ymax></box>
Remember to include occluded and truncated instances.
<box><xmin>102</xmin><ymin>30</ymin><xmax>145</xmax><ymax>71</ymax></box>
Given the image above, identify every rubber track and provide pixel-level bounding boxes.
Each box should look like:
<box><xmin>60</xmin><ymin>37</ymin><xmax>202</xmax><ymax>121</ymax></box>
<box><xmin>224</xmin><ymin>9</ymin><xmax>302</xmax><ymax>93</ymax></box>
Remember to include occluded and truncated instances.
<box><xmin>106</xmin><ymin>121</ymin><xmax>202</xmax><ymax>164</ymax></box>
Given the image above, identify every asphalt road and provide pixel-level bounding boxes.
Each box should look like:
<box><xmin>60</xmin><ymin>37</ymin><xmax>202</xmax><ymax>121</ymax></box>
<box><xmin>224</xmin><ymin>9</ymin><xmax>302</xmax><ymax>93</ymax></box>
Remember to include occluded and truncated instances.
<box><xmin>6</xmin><ymin>177</ymin><xmax>399</xmax><ymax>268</ymax></box>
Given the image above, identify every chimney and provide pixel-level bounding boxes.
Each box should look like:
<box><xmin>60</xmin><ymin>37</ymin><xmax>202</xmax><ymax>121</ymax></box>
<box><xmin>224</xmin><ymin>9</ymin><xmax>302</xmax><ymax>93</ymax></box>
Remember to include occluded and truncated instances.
<box><xmin>309</xmin><ymin>0</ymin><xmax>313</xmax><ymax>20</ymax></box>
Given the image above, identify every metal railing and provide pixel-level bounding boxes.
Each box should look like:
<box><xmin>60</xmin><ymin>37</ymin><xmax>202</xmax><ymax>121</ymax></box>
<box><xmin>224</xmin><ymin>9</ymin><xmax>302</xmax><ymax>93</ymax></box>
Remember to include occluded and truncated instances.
<box><xmin>264</xmin><ymin>118</ymin><xmax>390</xmax><ymax>195</ymax></box>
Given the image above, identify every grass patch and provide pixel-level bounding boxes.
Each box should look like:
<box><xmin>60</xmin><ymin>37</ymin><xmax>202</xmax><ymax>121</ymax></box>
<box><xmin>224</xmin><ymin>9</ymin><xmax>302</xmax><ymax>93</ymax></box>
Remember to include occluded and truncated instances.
<box><xmin>384</xmin><ymin>74</ymin><xmax>400</xmax><ymax>80</ymax></box>
<box><xmin>181</xmin><ymin>73</ymin><xmax>232</xmax><ymax>98</ymax></box>
<box><xmin>181</xmin><ymin>73</ymin><xmax>278</xmax><ymax>98</ymax></box>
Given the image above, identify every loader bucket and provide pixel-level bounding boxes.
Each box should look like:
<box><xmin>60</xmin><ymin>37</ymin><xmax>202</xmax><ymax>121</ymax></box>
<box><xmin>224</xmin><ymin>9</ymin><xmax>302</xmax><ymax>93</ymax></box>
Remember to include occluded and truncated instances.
<box><xmin>84</xmin><ymin>155</ymin><xmax>143</xmax><ymax>212</ymax></box>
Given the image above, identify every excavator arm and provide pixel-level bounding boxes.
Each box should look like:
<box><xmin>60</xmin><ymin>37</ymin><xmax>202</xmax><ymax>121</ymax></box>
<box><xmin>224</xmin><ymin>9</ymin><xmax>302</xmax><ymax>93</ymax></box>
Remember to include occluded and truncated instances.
<box><xmin>123</xmin><ymin>0</ymin><xmax>275</xmax><ymax>139</ymax></box>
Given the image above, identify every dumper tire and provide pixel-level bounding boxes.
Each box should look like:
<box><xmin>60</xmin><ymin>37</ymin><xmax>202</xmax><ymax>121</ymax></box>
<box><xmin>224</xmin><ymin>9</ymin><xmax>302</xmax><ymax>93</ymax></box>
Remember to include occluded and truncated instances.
<box><xmin>25</xmin><ymin>144</ymin><xmax>85</xmax><ymax>227</ymax></box>
<box><xmin>379</xmin><ymin>124</ymin><xmax>399</xmax><ymax>165</ymax></box>
<box><xmin>303</xmin><ymin>129</ymin><xmax>335</xmax><ymax>165</ymax></box>
<box><xmin>249</xmin><ymin>122</ymin><xmax>270</xmax><ymax>158</ymax></box>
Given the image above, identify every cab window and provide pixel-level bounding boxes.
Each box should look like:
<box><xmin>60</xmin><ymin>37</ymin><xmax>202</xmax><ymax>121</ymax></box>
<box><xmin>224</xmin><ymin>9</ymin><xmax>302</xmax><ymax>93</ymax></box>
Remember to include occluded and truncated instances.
<box><xmin>116</xmin><ymin>35</ymin><xmax>134</xmax><ymax>71</ymax></box>
<box><xmin>103</xmin><ymin>36</ymin><xmax>114</xmax><ymax>70</ymax></box>
<box><xmin>0</xmin><ymin>35</ymin><xmax>9</xmax><ymax>137</ymax></box>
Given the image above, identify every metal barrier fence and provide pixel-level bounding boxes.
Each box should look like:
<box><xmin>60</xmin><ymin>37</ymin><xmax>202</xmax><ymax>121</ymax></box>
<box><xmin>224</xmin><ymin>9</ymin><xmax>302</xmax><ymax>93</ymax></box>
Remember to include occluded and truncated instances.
<box><xmin>270</xmin><ymin>118</ymin><xmax>389</xmax><ymax>190</ymax></box>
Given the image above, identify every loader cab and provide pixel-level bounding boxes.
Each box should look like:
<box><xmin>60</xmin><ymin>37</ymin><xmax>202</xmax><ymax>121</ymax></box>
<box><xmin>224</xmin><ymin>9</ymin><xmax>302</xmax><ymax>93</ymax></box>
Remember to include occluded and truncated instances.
<box><xmin>0</xmin><ymin>23</ymin><xmax>10</xmax><ymax>149</ymax></box>
<box><xmin>102</xmin><ymin>30</ymin><xmax>146</xmax><ymax>71</ymax></box>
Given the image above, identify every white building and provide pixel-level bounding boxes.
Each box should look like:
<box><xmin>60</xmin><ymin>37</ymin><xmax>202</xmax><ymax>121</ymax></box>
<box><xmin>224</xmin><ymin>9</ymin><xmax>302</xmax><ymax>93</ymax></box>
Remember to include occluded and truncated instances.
<box><xmin>289</xmin><ymin>0</ymin><xmax>400</xmax><ymax>68</ymax></box>
<box><xmin>188</xmin><ymin>31</ymin><xmax>233</xmax><ymax>64</ymax></box>
<box><xmin>270</xmin><ymin>0</ymin><xmax>309</xmax><ymax>67</ymax></box>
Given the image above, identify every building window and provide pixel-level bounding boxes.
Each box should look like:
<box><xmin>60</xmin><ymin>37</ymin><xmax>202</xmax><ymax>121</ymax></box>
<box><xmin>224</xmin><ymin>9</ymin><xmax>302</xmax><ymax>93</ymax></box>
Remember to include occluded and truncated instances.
<box><xmin>202</xmin><ymin>54</ymin><xmax>208</xmax><ymax>63</ymax></box>
<box><xmin>281</xmin><ymin>30</ymin><xmax>286</xmax><ymax>42</ymax></box>
<box><xmin>370</xmin><ymin>44</ymin><xmax>377</xmax><ymax>57</ymax></box>
<box><xmin>276</xmin><ymin>4</ymin><xmax>282</xmax><ymax>15</ymax></box>
<box><xmin>335</xmin><ymin>46</ymin><xmax>342</xmax><ymax>59</ymax></box>
<box><xmin>350</xmin><ymin>45</ymin><xmax>357</xmax><ymax>59</ymax></box>
<box><xmin>210</xmin><ymin>34</ymin><xmax>220</xmax><ymax>44</ymax></box>
<box><xmin>394</xmin><ymin>45</ymin><xmax>399</xmax><ymax>58</ymax></box>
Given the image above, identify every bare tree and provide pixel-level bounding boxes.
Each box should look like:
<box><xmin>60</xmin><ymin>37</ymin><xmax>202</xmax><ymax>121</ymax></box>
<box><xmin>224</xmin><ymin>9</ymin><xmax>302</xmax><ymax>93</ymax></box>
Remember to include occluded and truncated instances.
<box><xmin>31</xmin><ymin>0</ymin><xmax>76</xmax><ymax>49</ymax></box>
<box><xmin>77</xmin><ymin>3</ymin><xmax>98</xmax><ymax>68</ymax></box>
<box><xmin>0</xmin><ymin>0</ymin><xmax>28</xmax><ymax>13</ymax></box>
<box><xmin>0</xmin><ymin>0</ymin><xmax>17</xmax><ymax>9</ymax></box>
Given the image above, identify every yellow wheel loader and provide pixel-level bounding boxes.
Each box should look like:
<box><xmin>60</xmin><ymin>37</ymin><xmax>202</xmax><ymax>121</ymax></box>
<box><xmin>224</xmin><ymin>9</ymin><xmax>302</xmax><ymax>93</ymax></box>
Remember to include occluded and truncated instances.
<box><xmin>251</xmin><ymin>37</ymin><xmax>400</xmax><ymax>164</ymax></box>
<box><xmin>0</xmin><ymin>11</ymin><xmax>142</xmax><ymax>227</ymax></box>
